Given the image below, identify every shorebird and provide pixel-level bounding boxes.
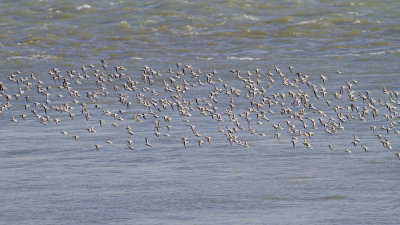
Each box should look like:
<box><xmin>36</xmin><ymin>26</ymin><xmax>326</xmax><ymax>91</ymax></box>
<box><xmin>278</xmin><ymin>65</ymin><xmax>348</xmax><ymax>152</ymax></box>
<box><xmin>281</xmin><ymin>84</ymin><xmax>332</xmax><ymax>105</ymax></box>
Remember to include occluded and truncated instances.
<box><xmin>182</xmin><ymin>137</ymin><xmax>188</xmax><ymax>148</ymax></box>
<box><xmin>205</xmin><ymin>136</ymin><xmax>211</xmax><ymax>144</ymax></box>
<box><xmin>320</xmin><ymin>74</ymin><xmax>327</xmax><ymax>84</ymax></box>
<box><xmin>73</xmin><ymin>135</ymin><xmax>79</xmax><ymax>142</ymax></box>
<box><xmin>291</xmin><ymin>137</ymin><xmax>298</xmax><ymax>148</ymax></box>
<box><xmin>303</xmin><ymin>138</ymin><xmax>312</xmax><ymax>149</ymax></box>
<box><xmin>145</xmin><ymin>137</ymin><xmax>152</xmax><ymax>147</ymax></box>
<box><xmin>4</xmin><ymin>61</ymin><xmax>400</xmax><ymax>158</ymax></box>
<box><xmin>87</xmin><ymin>126</ymin><xmax>95</xmax><ymax>134</ymax></box>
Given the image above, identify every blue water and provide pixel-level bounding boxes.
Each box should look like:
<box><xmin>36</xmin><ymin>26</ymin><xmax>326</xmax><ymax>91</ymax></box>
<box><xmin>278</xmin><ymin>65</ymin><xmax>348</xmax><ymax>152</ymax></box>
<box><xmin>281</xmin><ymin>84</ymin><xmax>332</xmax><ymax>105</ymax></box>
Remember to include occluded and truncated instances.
<box><xmin>1</xmin><ymin>1</ymin><xmax>400</xmax><ymax>224</ymax></box>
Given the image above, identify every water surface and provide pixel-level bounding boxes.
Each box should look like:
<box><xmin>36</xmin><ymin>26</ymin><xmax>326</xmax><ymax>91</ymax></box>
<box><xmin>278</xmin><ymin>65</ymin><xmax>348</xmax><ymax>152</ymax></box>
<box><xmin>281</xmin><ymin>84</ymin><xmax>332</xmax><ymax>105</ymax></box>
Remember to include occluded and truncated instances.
<box><xmin>1</xmin><ymin>1</ymin><xmax>400</xmax><ymax>224</ymax></box>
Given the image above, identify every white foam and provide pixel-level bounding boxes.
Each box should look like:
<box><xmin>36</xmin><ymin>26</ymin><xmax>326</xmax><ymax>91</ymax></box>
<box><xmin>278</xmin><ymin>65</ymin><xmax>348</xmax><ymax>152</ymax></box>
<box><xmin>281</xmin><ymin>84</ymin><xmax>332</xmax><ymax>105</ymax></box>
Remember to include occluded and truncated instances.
<box><xmin>117</xmin><ymin>20</ymin><xmax>132</xmax><ymax>29</ymax></box>
<box><xmin>368</xmin><ymin>51</ymin><xmax>386</xmax><ymax>55</ymax></box>
<box><xmin>227</xmin><ymin>56</ymin><xmax>261</xmax><ymax>61</ymax></box>
<box><xmin>130</xmin><ymin>57</ymin><xmax>143</xmax><ymax>60</ymax></box>
<box><xmin>7</xmin><ymin>54</ymin><xmax>58</xmax><ymax>61</ymax></box>
<box><xmin>76</xmin><ymin>4</ymin><xmax>91</xmax><ymax>10</ymax></box>
<box><xmin>243</xmin><ymin>14</ymin><xmax>260</xmax><ymax>21</ymax></box>
<box><xmin>296</xmin><ymin>19</ymin><xmax>319</xmax><ymax>25</ymax></box>
<box><xmin>195</xmin><ymin>57</ymin><xmax>213</xmax><ymax>60</ymax></box>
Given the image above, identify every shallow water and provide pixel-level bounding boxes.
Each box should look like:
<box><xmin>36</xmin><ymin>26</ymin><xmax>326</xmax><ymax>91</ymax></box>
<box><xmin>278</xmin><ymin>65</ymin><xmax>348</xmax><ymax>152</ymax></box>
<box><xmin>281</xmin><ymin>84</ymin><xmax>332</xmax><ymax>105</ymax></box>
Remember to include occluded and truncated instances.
<box><xmin>1</xmin><ymin>1</ymin><xmax>400</xmax><ymax>224</ymax></box>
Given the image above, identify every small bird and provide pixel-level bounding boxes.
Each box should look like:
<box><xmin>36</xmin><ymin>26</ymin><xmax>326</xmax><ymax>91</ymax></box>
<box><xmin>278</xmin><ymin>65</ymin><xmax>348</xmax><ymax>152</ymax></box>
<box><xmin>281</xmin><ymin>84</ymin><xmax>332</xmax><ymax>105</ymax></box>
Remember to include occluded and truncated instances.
<box><xmin>370</xmin><ymin>125</ymin><xmax>376</xmax><ymax>132</ymax></box>
<box><xmin>95</xmin><ymin>144</ymin><xmax>101</xmax><ymax>150</ymax></box>
<box><xmin>291</xmin><ymin>137</ymin><xmax>297</xmax><ymax>148</ymax></box>
<box><xmin>182</xmin><ymin>137</ymin><xmax>188</xmax><ymax>148</ymax></box>
<box><xmin>61</xmin><ymin>131</ymin><xmax>68</xmax><ymax>136</ymax></box>
<box><xmin>145</xmin><ymin>137</ymin><xmax>152</xmax><ymax>147</ymax></box>
<box><xmin>205</xmin><ymin>136</ymin><xmax>211</xmax><ymax>144</ymax></box>
<box><xmin>73</xmin><ymin>135</ymin><xmax>79</xmax><ymax>142</ymax></box>
<box><xmin>303</xmin><ymin>138</ymin><xmax>312</xmax><ymax>149</ymax></box>
<box><xmin>54</xmin><ymin>117</ymin><xmax>61</xmax><ymax>125</ymax></box>
<box><xmin>396</xmin><ymin>153</ymin><xmax>400</xmax><ymax>160</ymax></box>
<box><xmin>320</xmin><ymin>74</ymin><xmax>327</xmax><ymax>84</ymax></box>
<box><xmin>87</xmin><ymin>126</ymin><xmax>96</xmax><ymax>134</ymax></box>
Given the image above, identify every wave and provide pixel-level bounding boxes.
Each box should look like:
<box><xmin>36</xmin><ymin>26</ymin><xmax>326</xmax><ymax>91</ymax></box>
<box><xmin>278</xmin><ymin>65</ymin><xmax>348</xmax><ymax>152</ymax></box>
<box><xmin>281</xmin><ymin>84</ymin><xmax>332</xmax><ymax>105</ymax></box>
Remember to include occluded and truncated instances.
<box><xmin>76</xmin><ymin>4</ymin><xmax>92</xmax><ymax>11</ymax></box>
<box><xmin>227</xmin><ymin>56</ymin><xmax>261</xmax><ymax>61</ymax></box>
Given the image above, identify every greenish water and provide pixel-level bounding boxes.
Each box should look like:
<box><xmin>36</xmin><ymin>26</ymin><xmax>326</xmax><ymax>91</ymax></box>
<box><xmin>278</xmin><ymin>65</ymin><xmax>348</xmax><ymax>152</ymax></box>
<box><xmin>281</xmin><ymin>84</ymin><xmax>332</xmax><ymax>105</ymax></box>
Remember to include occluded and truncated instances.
<box><xmin>1</xmin><ymin>1</ymin><xmax>399</xmax><ymax>69</ymax></box>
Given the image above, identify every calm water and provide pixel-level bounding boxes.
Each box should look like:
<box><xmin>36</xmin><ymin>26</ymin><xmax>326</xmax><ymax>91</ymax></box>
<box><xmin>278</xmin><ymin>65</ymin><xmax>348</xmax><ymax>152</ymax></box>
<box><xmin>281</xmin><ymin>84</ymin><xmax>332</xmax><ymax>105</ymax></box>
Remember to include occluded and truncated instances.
<box><xmin>1</xmin><ymin>1</ymin><xmax>400</xmax><ymax>224</ymax></box>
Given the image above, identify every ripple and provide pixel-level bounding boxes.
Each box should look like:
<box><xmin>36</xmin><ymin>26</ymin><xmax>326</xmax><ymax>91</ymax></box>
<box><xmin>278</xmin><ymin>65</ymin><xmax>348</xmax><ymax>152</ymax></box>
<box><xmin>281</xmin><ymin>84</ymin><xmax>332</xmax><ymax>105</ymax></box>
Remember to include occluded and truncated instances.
<box><xmin>321</xmin><ymin>195</ymin><xmax>346</xmax><ymax>200</ymax></box>
<box><xmin>76</xmin><ymin>4</ymin><xmax>92</xmax><ymax>11</ymax></box>
<box><xmin>226</xmin><ymin>56</ymin><xmax>261</xmax><ymax>61</ymax></box>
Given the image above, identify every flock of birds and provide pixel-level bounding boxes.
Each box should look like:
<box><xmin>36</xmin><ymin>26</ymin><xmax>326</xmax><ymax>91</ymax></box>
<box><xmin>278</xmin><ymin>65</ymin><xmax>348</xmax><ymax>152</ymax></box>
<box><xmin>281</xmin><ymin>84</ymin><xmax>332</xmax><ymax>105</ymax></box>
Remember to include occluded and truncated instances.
<box><xmin>1</xmin><ymin>59</ymin><xmax>400</xmax><ymax>159</ymax></box>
